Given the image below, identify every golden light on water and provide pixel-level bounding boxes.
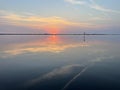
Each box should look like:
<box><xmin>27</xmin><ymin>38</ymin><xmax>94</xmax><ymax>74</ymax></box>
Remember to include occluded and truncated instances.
<box><xmin>0</xmin><ymin>35</ymin><xmax>91</xmax><ymax>57</ymax></box>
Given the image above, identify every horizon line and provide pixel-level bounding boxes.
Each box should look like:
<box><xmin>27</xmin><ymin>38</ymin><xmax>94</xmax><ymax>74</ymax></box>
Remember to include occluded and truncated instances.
<box><xmin>0</xmin><ymin>33</ymin><xmax>120</xmax><ymax>35</ymax></box>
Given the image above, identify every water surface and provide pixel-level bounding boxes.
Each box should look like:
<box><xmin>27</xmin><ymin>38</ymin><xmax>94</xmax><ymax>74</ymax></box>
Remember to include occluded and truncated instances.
<box><xmin>0</xmin><ymin>35</ymin><xmax>120</xmax><ymax>90</ymax></box>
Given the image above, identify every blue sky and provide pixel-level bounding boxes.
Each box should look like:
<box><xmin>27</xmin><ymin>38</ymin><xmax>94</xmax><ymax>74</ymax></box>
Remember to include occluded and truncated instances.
<box><xmin>0</xmin><ymin>0</ymin><xmax>120</xmax><ymax>33</ymax></box>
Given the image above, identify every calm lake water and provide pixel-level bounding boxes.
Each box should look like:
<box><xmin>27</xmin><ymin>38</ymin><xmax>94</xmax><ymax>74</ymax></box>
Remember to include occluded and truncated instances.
<box><xmin>0</xmin><ymin>35</ymin><xmax>120</xmax><ymax>90</ymax></box>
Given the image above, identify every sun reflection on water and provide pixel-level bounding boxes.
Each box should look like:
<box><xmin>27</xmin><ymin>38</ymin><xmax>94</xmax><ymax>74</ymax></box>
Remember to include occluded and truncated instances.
<box><xmin>0</xmin><ymin>35</ymin><xmax>91</xmax><ymax>57</ymax></box>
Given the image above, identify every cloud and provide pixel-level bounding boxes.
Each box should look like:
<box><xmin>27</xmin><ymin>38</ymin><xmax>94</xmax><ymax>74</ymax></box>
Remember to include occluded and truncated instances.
<box><xmin>65</xmin><ymin>0</ymin><xmax>87</xmax><ymax>5</ymax></box>
<box><xmin>89</xmin><ymin>0</ymin><xmax>120</xmax><ymax>14</ymax></box>
<box><xmin>0</xmin><ymin>10</ymin><xmax>94</xmax><ymax>29</ymax></box>
<box><xmin>65</xmin><ymin>0</ymin><xmax>120</xmax><ymax>14</ymax></box>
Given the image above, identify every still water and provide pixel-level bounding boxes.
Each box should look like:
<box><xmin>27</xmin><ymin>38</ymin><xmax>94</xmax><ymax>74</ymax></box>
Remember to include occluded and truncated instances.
<box><xmin>0</xmin><ymin>35</ymin><xmax>120</xmax><ymax>90</ymax></box>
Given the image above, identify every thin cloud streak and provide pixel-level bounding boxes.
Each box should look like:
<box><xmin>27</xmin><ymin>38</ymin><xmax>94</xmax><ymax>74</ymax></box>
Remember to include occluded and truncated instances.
<box><xmin>65</xmin><ymin>0</ymin><xmax>120</xmax><ymax>14</ymax></box>
<box><xmin>65</xmin><ymin>0</ymin><xmax>87</xmax><ymax>5</ymax></box>
<box><xmin>89</xmin><ymin>0</ymin><xmax>120</xmax><ymax>14</ymax></box>
<box><xmin>0</xmin><ymin>10</ymin><xmax>95</xmax><ymax>29</ymax></box>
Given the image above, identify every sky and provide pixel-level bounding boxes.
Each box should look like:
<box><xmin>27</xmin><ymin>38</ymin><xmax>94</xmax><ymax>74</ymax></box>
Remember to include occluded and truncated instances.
<box><xmin>0</xmin><ymin>0</ymin><xmax>120</xmax><ymax>33</ymax></box>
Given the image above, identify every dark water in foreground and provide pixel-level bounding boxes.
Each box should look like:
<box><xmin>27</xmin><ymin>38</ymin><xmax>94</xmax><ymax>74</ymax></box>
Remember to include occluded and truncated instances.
<box><xmin>0</xmin><ymin>35</ymin><xmax>120</xmax><ymax>90</ymax></box>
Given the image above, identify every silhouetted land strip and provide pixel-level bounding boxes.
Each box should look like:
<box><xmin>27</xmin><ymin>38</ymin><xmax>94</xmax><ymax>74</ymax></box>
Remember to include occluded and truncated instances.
<box><xmin>0</xmin><ymin>33</ymin><xmax>120</xmax><ymax>35</ymax></box>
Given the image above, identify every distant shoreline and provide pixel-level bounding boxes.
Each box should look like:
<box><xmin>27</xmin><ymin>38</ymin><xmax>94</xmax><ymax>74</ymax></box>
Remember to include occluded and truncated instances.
<box><xmin>0</xmin><ymin>33</ymin><xmax>120</xmax><ymax>35</ymax></box>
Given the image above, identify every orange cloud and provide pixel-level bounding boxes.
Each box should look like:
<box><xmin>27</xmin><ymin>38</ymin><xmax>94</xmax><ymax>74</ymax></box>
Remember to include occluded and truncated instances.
<box><xmin>0</xmin><ymin>11</ymin><xmax>99</xmax><ymax>30</ymax></box>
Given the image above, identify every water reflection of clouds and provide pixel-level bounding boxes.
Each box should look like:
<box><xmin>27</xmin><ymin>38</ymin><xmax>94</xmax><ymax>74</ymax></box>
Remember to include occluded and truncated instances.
<box><xmin>25</xmin><ymin>55</ymin><xmax>114</xmax><ymax>89</ymax></box>
<box><xmin>0</xmin><ymin>35</ymin><xmax>118</xmax><ymax>59</ymax></box>
<box><xmin>0</xmin><ymin>36</ymin><xmax>119</xmax><ymax>90</ymax></box>
<box><xmin>0</xmin><ymin>36</ymin><xmax>90</xmax><ymax>57</ymax></box>
<box><xmin>24</xmin><ymin>55</ymin><xmax>115</xmax><ymax>90</ymax></box>
<box><xmin>26</xmin><ymin>64</ymin><xmax>85</xmax><ymax>86</ymax></box>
